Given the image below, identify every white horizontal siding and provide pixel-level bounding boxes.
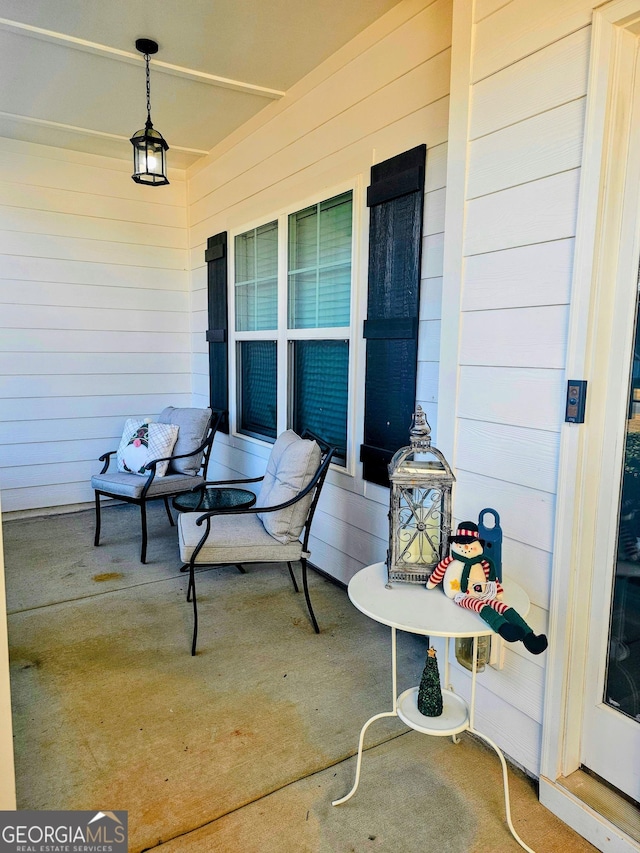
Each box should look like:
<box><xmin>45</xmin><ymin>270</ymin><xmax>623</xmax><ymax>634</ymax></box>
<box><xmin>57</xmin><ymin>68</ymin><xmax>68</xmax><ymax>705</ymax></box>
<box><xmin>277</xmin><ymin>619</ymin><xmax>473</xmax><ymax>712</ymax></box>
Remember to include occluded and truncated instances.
<box><xmin>421</xmin><ymin>276</ymin><xmax>443</xmax><ymax>320</ymax></box>
<box><xmin>0</xmin><ymin>304</ymin><xmax>189</xmax><ymax>333</ymax></box>
<box><xmin>0</xmin><ymin>256</ymin><xmax>186</xmax><ymax>291</ymax></box>
<box><xmin>0</xmin><ymin>280</ymin><xmax>187</xmax><ymax>313</ymax></box>
<box><xmin>0</xmin><ymin>416</ymin><xmax>134</xmax><ymax>445</ymax></box>
<box><xmin>0</xmin><ymin>353</ymin><xmax>190</xmax><ymax>376</ymax></box>
<box><xmin>188</xmin><ymin>0</ymin><xmax>452</xmax><ymax>591</ymax></box>
<box><xmin>442</xmin><ymin>6</ymin><xmax>597</xmax><ymax>777</ymax></box>
<box><xmin>462</xmin><ymin>239</ymin><xmax>574</xmax><ymax>311</ymax></box>
<box><xmin>0</xmin><ymin>141</ymin><xmax>190</xmax><ymax>511</ymax></box>
<box><xmin>453</xmin><ymin>470</ymin><xmax>556</xmax><ymax>553</ymax></box>
<box><xmin>474</xmin><ymin>0</ymin><xmax>511</xmax><ymax>22</ymax></box>
<box><xmin>455</xmin><ymin>419</ymin><xmax>560</xmax><ymax>494</ymax></box>
<box><xmin>1</xmin><ymin>394</ymin><xmax>192</xmax><ymax>423</ymax></box>
<box><xmin>457</xmin><ymin>366</ymin><xmax>565</xmax><ymax>431</ymax></box>
<box><xmin>0</xmin><ymin>204</ymin><xmax>187</xmax><ymax>249</ymax></box>
<box><xmin>467</xmin><ymin>98</ymin><xmax>585</xmax><ymax>199</ymax></box>
<box><xmin>499</xmin><ymin>537</ymin><xmax>553</xmax><ymax>612</ymax></box>
<box><xmin>0</xmin><ymin>178</ymin><xmax>186</xmax><ymax>228</ymax></box>
<box><xmin>0</xmin><ymin>329</ymin><xmax>189</xmax><ymax>353</ymax></box>
<box><xmin>0</xmin><ymin>138</ymin><xmax>186</xmax><ymax>208</ymax></box>
<box><xmin>0</xmin><ymin>373</ymin><xmax>191</xmax><ymax>400</ymax></box>
<box><xmin>459</xmin><ymin>305</ymin><xmax>569</xmax><ymax>369</ymax></box>
<box><xmin>464</xmin><ymin>169</ymin><xmax>580</xmax><ymax>255</ymax></box>
<box><xmin>472</xmin><ymin>0</ymin><xmax>594</xmax><ymax>83</ymax></box>
<box><xmin>470</xmin><ymin>27</ymin><xmax>590</xmax><ymax>140</ymax></box>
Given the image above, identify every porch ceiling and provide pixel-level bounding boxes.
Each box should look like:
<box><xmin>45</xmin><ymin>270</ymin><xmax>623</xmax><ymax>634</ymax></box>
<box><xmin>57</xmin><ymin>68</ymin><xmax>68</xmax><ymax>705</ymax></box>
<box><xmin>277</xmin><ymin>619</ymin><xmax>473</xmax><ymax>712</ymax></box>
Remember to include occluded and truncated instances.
<box><xmin>0</xmin><ymin>0</ymin><xmax>401</xmax><ymax>170</ymax></box>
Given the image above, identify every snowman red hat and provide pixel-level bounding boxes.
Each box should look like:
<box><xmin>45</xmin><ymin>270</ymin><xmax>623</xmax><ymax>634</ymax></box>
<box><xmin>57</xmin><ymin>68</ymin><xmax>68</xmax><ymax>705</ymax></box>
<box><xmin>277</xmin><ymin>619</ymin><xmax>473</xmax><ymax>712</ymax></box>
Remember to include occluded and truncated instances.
<box><xmin>450</xmin><ymin>521</ymin><xmax>484</xmax><ymax>544</ymax></box>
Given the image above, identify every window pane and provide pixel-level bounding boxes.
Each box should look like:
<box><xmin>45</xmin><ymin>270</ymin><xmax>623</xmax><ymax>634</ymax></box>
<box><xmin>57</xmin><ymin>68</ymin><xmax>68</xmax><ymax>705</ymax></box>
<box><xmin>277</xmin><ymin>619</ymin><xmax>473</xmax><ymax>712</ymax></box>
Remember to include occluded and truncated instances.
<box><xmin>235</xmin><ymin>221</ymin><xmax>278</xmax><ymax>331</ymax></box>
<box><xmin>288</xmin><ymin>191</ymin><xmax>352</xmax><ymax>329</ymax></box>
<box><xmin>288</xmin><ymin>271</ymin><xmax>317</xmax><ymax>329</ymax></box>
<box><xmin>318</xmin><ymin>264</ymin><xmax>351</xmax><ymax>327</ymax></box>
<box><xmin>238</xmin><ymin>341</ymin><xmax>277</xmax><ymax>440</ymax></box>
<box><xmin>292</xmin><ymin>340</ymin><xmax>348</xmax><ymax>465</ymax></box>
<box><xmin>235</xmin><ymin>231</ymin><xmax>255</xmax><ymax>283</ymax></box>
<box><xmin>288</xmin><ymin>206</ymin><xmax>317</xmax><ymax>270</ymax></box>
<box><xmin>319</xmin><ymin>194</ymin><xmax>353</xmax><ymax>265</ymax></box>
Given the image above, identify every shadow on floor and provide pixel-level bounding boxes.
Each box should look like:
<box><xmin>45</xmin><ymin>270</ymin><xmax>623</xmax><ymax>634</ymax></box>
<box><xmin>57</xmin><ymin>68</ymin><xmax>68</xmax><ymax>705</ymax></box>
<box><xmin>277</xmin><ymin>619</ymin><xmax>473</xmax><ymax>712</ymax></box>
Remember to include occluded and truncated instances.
<box><xmin>4</xmin><ymin>504</ymin><xmax>598</xmax><ymax>852</ymax></box>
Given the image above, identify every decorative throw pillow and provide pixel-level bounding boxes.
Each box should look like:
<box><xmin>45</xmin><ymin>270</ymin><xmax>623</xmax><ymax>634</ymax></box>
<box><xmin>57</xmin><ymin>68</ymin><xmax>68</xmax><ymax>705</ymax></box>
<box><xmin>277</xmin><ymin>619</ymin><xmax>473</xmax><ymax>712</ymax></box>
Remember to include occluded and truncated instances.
<box><xmin>157</xmin><ymin>407</ymin><xmax>212</xmax><ymax>475</ymax></box>
<box><xmin>116</xmin><ymin>418</ymin><xmax>179</xmax><ymax>477</ymax></box>
<box><xmin>256</xmin><ymin>430</ymin><xmax>322</xmax><ymax>544</ymax></box>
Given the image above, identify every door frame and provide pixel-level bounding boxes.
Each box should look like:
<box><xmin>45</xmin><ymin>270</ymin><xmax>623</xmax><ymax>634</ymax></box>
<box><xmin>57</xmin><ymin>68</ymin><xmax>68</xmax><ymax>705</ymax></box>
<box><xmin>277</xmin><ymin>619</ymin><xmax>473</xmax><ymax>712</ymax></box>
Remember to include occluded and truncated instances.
<box><xmin>540</xmin><ymin>1</ymin><xmax>640</xmax><ymax>849</ymax></box>
<box><xmin>0</xmin><ymin>494</ymin><xmax>17</xmax><ymax>809</ymax></box>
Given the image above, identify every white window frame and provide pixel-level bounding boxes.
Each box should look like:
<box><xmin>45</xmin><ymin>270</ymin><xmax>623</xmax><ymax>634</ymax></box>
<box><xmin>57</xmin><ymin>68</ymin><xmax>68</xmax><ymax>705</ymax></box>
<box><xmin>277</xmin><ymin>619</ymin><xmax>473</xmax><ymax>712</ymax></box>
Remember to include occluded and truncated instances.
<box><xmin>228</xmin><ymin>180</ymin><xmax>361</xmax><ymax>474</ymax></box>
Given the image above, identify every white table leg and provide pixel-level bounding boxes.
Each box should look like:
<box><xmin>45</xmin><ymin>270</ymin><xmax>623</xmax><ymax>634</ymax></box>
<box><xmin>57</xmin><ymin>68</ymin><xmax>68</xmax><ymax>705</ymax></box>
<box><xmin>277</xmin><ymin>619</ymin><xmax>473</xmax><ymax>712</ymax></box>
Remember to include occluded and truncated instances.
<box><xmin>444</xmin><ymin>636</ymin><xmax>462</xmax><ymax>744</ymax></box>
<box><xmin>332</xmin><ymin>627</ymin><xmax>399</xmax><ymax>806</ymax></box>
<box><xmin>331</xmin><ymin>710</ymin><xmax>398</xmax><ymax>805</ymax></box>
<box><xmin>469</xmin><ymin>728</ymin><xmax>537</xmax><ymax>853</ymax></box>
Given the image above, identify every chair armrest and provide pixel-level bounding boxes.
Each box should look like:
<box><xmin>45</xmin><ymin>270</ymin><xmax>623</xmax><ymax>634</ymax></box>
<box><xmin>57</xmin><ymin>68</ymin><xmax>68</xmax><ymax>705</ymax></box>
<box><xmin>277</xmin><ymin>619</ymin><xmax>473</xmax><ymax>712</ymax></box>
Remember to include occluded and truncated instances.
<box><xmin>144</xmin><ymin>430</ymin><xmax>214</xmax><ymax>471</ymax></box>
<box><xmin>202</xmin><ymin>475</ymin><xmax>264</xmax><ymax>487</ymax></box>
<box><xmin>98</xmin><ymin>450</ymin><xmax>117</xmax><ymax>474</ymax></box>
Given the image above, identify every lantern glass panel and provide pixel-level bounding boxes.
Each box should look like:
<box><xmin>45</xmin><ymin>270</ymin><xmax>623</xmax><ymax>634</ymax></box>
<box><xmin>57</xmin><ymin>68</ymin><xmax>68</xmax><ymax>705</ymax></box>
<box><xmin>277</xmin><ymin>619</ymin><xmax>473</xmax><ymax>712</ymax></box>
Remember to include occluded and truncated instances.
<box><xmin>396</xmin><ymin>486</ymin><xmax>444</xmax><ymax>568</ymax></box>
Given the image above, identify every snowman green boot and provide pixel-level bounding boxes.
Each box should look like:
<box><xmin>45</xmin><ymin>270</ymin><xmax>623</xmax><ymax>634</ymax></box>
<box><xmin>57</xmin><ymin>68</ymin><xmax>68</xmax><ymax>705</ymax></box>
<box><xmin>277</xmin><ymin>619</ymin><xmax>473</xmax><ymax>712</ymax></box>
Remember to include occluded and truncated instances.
<box><xmin>479</xmin><ymin>605</ymin><xmax>526</xmax><ymax>643</ymax></box>
<box><xmin>502</xmin><ymin>608</ymin><xmax>548</xmax><ymax>655</ymax></box>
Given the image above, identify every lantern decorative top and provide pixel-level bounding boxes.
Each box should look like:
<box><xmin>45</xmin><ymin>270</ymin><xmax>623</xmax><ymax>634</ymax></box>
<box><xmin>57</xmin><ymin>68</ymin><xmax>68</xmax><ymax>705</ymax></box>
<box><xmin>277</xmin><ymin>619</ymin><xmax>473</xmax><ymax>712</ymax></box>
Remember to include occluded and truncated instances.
<box><xmin>386</xmin><ymin>406</ymin><xmax>455</xmax><ymax>587</ymax></box>
<box><xmin>409</xmin><ymin>404</ymin><xmax>432</xmax><ymax>450</ymax></box>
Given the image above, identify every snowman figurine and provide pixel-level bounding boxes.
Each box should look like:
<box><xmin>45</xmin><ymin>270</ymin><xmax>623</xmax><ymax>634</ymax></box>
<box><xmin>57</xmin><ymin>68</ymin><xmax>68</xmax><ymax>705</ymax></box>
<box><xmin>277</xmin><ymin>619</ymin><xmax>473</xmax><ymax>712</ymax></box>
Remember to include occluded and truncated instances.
<box><xmin>427</xmin><ymin>521</ymin><xmax>548</xmax><ymax>655</ymax></box>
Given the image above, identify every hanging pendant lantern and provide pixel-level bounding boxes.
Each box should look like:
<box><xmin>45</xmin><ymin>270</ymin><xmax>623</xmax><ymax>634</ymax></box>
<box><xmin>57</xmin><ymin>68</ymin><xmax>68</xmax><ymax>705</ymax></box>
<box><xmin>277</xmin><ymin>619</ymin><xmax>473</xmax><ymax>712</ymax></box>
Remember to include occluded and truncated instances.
<box><xmin>130</xmin><ymin>39</ymin><xmax>169</xmax><ymax>186</ymax></box>
<box><xmin>386</xmin><ymin>405</ymin><xmax>455</xmax><ymax>587</ymax></box>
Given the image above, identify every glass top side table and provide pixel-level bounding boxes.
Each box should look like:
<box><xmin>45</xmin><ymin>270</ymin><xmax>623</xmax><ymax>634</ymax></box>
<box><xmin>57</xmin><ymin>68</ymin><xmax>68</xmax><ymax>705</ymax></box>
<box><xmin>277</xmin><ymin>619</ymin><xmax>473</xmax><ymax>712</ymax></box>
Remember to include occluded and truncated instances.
<box><xmin>172</xmin><ymin>486</ymin><xmax>256</xmax><ymax>513</ymax></box>
<box><xmin>332</xmin><ymin>561</ymin><xmax>537</xmax><ymax>853</ymax></box>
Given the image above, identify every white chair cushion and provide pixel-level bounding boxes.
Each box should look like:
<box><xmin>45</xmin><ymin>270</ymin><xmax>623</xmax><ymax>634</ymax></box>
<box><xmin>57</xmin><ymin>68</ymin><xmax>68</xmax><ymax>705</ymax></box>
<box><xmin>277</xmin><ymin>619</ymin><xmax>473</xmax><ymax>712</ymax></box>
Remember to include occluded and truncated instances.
<box><xmin>92</xmin><ymin>472</ymin><xmax>204</xmax><ymax>499</ymax></box>
<box><xmin>158</xmin><ymin>407</ymin><xmax>212</xmax><ymax>475</ymax></box>
<box><xmin>116</xmin><ymin>419</ymin><xmax>179</xmax><ymax>477</ymax></box>
<box><xmin>178</xmin><ymin>512</ymin><xmax>304</xmax><ymax>564</ymax></box>
<box><xmin>256</xmin><ymin>430</ymin><xmax>321</xmax><ymax>544</ymax></box>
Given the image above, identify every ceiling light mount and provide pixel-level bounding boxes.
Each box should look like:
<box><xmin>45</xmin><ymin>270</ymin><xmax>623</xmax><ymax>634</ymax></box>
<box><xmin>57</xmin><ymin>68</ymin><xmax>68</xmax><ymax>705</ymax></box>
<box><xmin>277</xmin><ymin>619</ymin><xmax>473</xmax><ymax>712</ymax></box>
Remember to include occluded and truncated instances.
<box><xmin>130</xmin><ymin>37</ymin><xmax>169</xmax><ymax>186</ymax></box>
<box><xmin>135</xmin><ymin>38</ymin><xmax>159</xmax><ymax>56</ymax></box>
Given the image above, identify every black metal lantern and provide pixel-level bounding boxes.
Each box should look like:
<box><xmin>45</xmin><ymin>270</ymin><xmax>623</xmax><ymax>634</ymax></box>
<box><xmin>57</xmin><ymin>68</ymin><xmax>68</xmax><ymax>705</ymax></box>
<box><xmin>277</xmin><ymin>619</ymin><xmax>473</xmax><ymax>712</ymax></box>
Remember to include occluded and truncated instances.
<box><xmin>130</xmin><ymin>39</ymin><xmax>169</xmax><ymax>186</ymax></box>
<box><xmin>386</xmin><ymin>405</ymin><xmax>455</xmax><ymax>587</ymax></box>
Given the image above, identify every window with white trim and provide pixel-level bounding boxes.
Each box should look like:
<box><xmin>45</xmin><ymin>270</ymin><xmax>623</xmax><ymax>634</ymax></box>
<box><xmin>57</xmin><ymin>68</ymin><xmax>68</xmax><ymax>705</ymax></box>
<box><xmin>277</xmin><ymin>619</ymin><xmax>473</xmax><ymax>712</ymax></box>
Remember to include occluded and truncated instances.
<box><xmin>232</xmin><ymin>189</ymin><xmax>354</xmax><ymax>466</ymax></box>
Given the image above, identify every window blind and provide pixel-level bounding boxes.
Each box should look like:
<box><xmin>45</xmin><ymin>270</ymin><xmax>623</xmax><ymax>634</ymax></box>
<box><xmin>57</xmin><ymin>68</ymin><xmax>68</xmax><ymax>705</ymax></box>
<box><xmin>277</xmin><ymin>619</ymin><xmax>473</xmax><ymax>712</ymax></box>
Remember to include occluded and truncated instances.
<box><xmin>288</xmin><ymin>191</ymin><xmax>352</xmax><ymax>330</ymax></box>
<box><xmin>235</xmin><ymin>221</ymin><xmax>278</xmax><ymax>332</ymax></box>
<box><xmin>292</xmin><ymin>340</ymin><xmax>348</xmax><ymax>464</ymax></box>
<box><xmin>238</xmin><ymin>341</ymin><xmax>277</xmax><ymax>440</ymax></box>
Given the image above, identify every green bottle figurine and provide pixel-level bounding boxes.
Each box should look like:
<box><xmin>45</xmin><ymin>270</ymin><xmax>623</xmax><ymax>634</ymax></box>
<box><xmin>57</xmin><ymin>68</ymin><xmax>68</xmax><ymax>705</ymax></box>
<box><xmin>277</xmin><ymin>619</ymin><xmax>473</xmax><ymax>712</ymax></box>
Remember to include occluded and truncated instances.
<box><xmin>417</xmin><ymin>646</ymin><xmax>443</xmax><ymax>717</ymax></box>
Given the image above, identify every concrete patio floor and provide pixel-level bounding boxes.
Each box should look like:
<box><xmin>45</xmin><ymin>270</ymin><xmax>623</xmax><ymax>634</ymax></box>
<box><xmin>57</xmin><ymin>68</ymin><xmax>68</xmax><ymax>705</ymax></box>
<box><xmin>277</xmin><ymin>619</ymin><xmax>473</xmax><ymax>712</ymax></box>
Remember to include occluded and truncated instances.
<box><xmin>3</xmin><ymin>503</ymin><xmax>599</xmax><ymax>852</ymax></box>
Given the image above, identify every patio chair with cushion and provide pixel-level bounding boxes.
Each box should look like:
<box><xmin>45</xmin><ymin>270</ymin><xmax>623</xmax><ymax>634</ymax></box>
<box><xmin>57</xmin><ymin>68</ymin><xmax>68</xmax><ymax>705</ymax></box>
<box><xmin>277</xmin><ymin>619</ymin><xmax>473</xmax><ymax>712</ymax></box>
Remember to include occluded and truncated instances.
<box><xmin>92</xmin><ymin>407</ymin><xmax>224</xmax><ymax>563</ymax></box>
<box><xmin>178</xmin><ymin>429</ymin><xmax>335</xmax><ymax>655</ymax></box>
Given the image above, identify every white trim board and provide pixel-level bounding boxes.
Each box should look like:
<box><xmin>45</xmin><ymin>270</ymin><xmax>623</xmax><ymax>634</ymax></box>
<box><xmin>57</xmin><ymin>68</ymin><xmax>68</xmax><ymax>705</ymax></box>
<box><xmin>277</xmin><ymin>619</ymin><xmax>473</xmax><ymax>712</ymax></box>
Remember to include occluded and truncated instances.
<box><xmin>542</xmin><ymin>0</ymin><xmax>640</xmax><ymax>847</ymax></box>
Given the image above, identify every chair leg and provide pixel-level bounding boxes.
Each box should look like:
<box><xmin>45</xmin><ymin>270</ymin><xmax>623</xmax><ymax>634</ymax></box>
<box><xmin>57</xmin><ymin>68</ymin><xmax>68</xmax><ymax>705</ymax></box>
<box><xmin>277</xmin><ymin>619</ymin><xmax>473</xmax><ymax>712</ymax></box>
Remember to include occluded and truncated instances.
<box><xmin>163</xmin><ymin>497</ymin><xmax>175</xmax><ymax>527</ymax></box>
<box><xmin>287</xmin><ymin>561</ymin><xmax>300</xmax><ymax>593</ymax></box>
<box><xmin>235</xmin><ymin>564</ymin><xmax>246</xmax><ymax>574</ymax></box>
<box><xmin>94</xmin><ymin>492</ymin><xmax>102</xmax><ymax>546</ymax></box>
<box><xmin>140</xmin><ymin>502</ymin><xmax>148</xmax><ymax>564</ymax></box>
<box><xmin>189</xmin><ymin>563</ymin><xmax>198</xmax><ymax>656</ymax></box>
<box><xmin>301</xmin><ymin>558</ymin><xmax>319</xmax><ymax>634</ymax></box>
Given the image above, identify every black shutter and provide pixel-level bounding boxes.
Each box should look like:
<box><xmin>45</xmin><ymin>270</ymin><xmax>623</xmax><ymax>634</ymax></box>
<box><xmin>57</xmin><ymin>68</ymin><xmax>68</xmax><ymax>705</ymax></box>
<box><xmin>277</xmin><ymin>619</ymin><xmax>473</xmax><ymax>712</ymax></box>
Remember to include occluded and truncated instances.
<box><xmin>360</xmin><ymin>144</ymin><xmax>427</xmax><ymax>486</ymax></box>
<box><xmin>205</xmin><ymin>232</ymin><xmax>229</xmax><ymax>433</ymax></box>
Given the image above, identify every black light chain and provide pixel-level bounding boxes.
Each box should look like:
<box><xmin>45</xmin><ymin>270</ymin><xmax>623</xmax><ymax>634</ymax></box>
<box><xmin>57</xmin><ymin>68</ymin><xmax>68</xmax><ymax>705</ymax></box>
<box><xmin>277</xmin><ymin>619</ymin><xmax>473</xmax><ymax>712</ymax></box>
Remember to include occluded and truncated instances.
<box><xmin>145</xmin><ymin>53</ymin><xmax>152</xmax><ymax>125</ymax></box>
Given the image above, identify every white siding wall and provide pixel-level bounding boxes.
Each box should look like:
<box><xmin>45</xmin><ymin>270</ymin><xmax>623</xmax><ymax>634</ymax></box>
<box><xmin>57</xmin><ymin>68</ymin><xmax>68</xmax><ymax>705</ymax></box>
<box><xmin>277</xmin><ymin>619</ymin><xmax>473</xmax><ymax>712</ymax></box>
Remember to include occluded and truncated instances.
<box><xmin>187</xmin><ymin>0</ymin><xmax>452</xmax><ymax>585</ymax></box>
<box><xmin>439</xmin><ymin>0</ymin><xmax>597</xmax><ymax>776</ymax></box>
<box><xmin>0</xmin><ymin>139</ymin><xmax>190</xmax><ymax>512</ymax></box>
